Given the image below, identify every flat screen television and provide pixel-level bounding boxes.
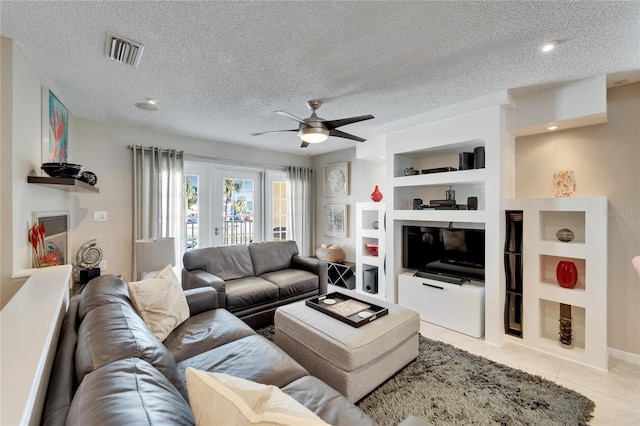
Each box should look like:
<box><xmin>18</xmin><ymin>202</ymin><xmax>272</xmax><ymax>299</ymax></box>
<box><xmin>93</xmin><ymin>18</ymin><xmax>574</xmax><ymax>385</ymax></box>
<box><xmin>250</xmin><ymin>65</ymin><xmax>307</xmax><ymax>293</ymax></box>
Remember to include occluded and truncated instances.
<box><xmin>403</xmin><ymin>225</ymin><xmax>485</xmax><ymax>282</ymax></box>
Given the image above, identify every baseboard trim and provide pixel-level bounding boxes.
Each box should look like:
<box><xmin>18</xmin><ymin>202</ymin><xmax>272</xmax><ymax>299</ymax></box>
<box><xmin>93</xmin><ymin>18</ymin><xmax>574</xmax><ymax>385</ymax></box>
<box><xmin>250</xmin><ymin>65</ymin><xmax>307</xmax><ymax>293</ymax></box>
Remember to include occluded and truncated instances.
<box><xmin>608</xmin><ymin>347</ymin><xmax>640</xmax><ymax>365</ymax></box>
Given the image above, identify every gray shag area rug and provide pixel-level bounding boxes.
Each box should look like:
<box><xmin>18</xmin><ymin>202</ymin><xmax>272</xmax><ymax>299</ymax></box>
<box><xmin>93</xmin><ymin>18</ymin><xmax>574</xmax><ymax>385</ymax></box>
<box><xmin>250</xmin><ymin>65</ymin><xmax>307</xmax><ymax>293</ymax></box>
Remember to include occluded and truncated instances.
<box><xmin>256</xmin><ymin>325</ymin><xmax>594</xmax><ymax>426</ymax></box>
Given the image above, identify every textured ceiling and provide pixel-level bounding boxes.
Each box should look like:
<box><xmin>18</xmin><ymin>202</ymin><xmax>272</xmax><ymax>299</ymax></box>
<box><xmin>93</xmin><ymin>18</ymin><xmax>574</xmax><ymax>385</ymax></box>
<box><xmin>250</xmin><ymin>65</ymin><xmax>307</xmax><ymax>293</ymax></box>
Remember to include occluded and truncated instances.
<box><xmin>1</xmin><ymin>1</ymin><xmax>639</xmax><ymax>156</ymax></box>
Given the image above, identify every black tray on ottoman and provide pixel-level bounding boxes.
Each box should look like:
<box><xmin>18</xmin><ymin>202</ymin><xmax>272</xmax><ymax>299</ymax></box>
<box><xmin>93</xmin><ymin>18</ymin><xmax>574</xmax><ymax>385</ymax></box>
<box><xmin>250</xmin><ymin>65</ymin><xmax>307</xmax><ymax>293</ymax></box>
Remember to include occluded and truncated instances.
<box><xmin>305</xmin><ymin>292</ymin><xmax>388</xmax><ymax>327</ymax></box>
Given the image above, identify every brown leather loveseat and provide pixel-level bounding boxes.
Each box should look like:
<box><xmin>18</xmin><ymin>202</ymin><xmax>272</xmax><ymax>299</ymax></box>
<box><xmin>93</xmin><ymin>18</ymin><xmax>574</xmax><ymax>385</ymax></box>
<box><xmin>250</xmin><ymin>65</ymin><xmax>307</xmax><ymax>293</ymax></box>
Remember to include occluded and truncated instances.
<box><xmin>182</xmin><ymin>240</ymin><xmax>327</xmax><ymax>328</ymax></box>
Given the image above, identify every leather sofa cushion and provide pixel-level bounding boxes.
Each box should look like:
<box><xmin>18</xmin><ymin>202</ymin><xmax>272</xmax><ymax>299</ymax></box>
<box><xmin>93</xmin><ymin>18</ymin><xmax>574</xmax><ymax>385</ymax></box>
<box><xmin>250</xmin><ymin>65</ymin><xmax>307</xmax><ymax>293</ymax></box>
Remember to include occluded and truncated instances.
<box><xmin>177</xmin><ymin>335</ymin><xmax>308</xmax><ymax>389</ymax></box>
<box><xmin>75</xmin><ymin>302</ymin><xmax>186</xmax><ymax>398</ymax></box>
<box><xmin>78</xmin><ymin>274</ymin><xmax>133</xmax><ymax>320</ymax></box>
<box><xmin>281</xmin><ymin>376</ymin><xmax>376</xmax><ymax>426</ymax></box>
<box><xmin>164</xmin><ymin>308</ymin><xmax>256</xmax><ymax>363</ymax></box>
<box><xmin>183</xmin><ymin>245</ymin><xmax>255</xmax><ymax>280</ymax></box>
<box><xmin>67</xmin><ymin>358</ymin><xmax>194</xmax><ymax>426</ymax></box>
<box><xmin>41</xmin><ymin>296</ymin><xmax>80</xmax><ymax>426</ymax></box>
<box><xmin>225</xmin><ymin>277</ymin><xmax>279</xmax><ymax>312</ymax></box>
<box><xmin>260</xmin><ymin>269</ymin><xmax>319</xmax><ymax>299</ymax></box>
<box><xmin>249</xmin><ymin>240</ymin><xmax>299</xmax><ymax>276</ymax></box>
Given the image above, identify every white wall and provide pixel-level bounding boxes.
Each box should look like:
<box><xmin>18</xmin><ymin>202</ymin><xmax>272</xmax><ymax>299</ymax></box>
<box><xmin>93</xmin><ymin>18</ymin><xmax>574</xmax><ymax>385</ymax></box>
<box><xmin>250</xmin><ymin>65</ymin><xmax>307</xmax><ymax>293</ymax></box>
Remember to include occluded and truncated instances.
<box><xmin>1</xmin><ymin>38</ymin><xmax>76</xmax><ymax>306</ymax></box>
<box><xmin>515</xmin><ymin>83</ymin><xmax>640</xmax><ymax>356</ymax></box>
<box><xmin>72</xmin><ymin>119</ymin><xmax>311</xmax><ymax>283</ymax></box>
<box><xmin>310</xmin><ymin>148</ymin><xmax>386</xmax><ymax>261</ymax></box>
<box><xmin>1</xmin><ymin>37</ymin><xmax>311</xmax><ymax>306</ymax></box>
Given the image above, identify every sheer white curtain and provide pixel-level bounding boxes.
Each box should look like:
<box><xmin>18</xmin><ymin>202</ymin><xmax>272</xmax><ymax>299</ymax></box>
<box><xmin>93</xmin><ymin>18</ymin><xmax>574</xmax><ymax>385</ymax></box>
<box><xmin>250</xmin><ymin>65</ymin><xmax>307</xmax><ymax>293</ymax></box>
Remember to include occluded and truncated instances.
<box><xmin>286</xmin><ymin>166</ymin><xmax>314</xmax><ymax>256</ymax></box>
<box><xmin>132</xmin><ymin>145</ymin><xmax>185</xmax><ymax>279</ymax></box>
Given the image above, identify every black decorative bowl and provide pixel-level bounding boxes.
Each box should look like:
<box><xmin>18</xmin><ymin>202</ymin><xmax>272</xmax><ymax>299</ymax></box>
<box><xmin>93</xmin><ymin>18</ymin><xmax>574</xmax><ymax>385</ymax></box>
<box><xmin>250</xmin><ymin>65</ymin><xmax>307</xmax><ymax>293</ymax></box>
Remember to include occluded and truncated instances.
<box><xmin>41</xmin><ymin>162</ymin><xmax>85</xmax><ymax>178</ymax></box>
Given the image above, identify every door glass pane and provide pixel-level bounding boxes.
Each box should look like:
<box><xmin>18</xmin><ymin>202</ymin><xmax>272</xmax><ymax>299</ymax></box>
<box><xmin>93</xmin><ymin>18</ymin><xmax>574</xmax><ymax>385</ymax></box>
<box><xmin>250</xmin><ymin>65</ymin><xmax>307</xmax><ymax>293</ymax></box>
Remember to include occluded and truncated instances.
<box><xmin>272</xmin><ymin>181</ymin><xmax>287</xmax><ymax>240</ymax></box>
<box><xmin>223</xmin><ymin>178</ymin><xmax>254</xmax><ymax>244</ymax></box>
<box><xmin>185</xmin><ymin>175</ymin><xmax>199</xmax><ymax>250</ymax></box>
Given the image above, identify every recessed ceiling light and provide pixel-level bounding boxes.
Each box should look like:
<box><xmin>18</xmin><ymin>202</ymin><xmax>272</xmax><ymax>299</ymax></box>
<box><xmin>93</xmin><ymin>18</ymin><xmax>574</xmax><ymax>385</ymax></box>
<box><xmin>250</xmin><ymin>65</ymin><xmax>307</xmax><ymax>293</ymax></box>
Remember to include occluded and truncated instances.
<box><xmin>548</xmin><ymin>125</ymin><xmax>558</xmax><ymax>131</ymax></box>
<box><xmin>541</xmin><ymin>40</ymin><xmax>559</xmax><ymax>52</ymax></box>
<box><xmin>135</xmin><ymin>98</ymin><xmax>159</xmax><ymax>111</ymax></box>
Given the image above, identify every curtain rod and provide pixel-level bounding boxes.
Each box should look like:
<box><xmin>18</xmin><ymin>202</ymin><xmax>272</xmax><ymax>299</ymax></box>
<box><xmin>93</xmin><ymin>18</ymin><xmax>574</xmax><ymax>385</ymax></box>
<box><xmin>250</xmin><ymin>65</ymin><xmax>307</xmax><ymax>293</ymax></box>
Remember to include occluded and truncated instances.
<box><xmin>184</xmin><ymin>153</ymin><xmax>291</xmax><ymax>172</ymax></box>
<box><xmin>127</xmin><ymin>145</ymin><xmax>184</xmax><ymax>154</ymax></box>
<box><xmin>128</xmin><ymin>145</ymin><xmax>312</xmax><ymax>172</ymax></box>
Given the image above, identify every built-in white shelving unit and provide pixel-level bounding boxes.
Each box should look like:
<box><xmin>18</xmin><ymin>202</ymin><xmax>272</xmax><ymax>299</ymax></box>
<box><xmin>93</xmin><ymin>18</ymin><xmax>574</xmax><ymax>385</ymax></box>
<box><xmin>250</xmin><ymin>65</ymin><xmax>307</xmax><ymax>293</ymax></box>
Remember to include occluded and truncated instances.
<box><xmin>504</xmin><ymin>197</ymin><xmax>608</xmax><ymax>371</ymax></box>
<box><xmin>386</xmin><ymin>103</ymin><xmax>515</xmax><ymax>345</ymax></box>
<box><xmin>355</xmin><ymin>202</ymin><xmax>386</xmax><ymax>300</ymax></box>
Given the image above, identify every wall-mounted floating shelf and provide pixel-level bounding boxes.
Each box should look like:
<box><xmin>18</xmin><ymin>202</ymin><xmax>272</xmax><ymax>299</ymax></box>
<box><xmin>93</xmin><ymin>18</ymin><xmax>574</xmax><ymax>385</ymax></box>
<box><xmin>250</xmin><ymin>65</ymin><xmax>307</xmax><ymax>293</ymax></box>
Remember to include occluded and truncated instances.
<box><xmin>27</xmin><ymin>176</ymin><xmax>100</xmax><ymax>193</ymax></box>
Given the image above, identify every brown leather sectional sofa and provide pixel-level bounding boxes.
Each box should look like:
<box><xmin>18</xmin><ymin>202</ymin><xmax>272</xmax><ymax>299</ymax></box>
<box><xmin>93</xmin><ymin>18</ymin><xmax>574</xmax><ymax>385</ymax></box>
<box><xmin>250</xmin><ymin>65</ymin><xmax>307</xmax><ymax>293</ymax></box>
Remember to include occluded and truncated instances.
<box><xmin>182</xmin><ymin>240</ymin><xmax>327</xmax><ymax>328</ymax></box>
<box><xmin>42</xmin><ymin>274</ymin><xmax>374</xmax><ymax>425</ymax></box>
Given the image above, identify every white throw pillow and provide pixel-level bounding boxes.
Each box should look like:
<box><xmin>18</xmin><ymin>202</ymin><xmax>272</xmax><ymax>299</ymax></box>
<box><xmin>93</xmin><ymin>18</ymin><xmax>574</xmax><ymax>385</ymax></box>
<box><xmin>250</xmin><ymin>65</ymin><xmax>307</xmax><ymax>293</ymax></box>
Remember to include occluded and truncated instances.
<box><xmin>127</xmin><ymin>264</ymin><xmax>190</xmax><ymax>341</ymax></box>
<box><xmin>185</xmin><ymin>368</ymin><xmax>329</xmax><ymax>426</ymax></box>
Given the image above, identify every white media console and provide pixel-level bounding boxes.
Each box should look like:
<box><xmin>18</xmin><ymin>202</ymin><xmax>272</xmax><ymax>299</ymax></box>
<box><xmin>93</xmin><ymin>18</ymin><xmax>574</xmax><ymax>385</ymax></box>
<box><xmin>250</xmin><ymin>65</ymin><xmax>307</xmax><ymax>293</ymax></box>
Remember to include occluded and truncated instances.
<box><xmin>398</xmin><ymin>271</ymin><xmax>485</xmax><ymax>338</ymax></box>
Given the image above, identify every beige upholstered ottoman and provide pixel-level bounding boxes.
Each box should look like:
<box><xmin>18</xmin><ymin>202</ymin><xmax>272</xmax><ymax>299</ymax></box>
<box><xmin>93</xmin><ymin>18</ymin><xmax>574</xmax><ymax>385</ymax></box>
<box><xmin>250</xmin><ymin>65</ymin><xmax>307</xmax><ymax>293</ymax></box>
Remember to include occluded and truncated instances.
<box><xmin>274</xmin><ymin>291</ymin><xmax>420</xmax><ymax>403</ymax></box>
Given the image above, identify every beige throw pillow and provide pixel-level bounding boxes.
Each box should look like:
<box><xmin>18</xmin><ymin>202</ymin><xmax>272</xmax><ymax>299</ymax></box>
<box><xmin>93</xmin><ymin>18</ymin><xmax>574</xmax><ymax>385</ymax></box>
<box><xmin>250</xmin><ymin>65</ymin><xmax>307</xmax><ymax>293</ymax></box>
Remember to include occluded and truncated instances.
<box><xmin>185</xmin><ymin>368</ymin><xmax>329</xmax><ymax>426</ymax></box>
<box><xmin>127</xmin><ymin>264</ymin><xmax>190</xmax><ymax>341</ymax></box>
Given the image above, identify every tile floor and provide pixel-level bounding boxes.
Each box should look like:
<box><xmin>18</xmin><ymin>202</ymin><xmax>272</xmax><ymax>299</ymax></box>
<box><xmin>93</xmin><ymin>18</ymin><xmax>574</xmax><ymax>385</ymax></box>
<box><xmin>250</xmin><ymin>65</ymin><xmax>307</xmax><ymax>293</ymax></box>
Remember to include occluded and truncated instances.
<box><xmin>420</xmin><ymin>321</ymin><xmax>640</xmax><ymax>425</ymax></box>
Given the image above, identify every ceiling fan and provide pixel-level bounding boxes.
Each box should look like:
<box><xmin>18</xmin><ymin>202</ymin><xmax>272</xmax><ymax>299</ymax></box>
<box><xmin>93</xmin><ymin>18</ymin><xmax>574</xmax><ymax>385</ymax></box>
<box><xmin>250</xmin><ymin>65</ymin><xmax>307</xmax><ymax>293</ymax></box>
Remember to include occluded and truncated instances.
<box><xmin>251</xmin><ymin>100</ymin><xmax>374</xmax><ymax>148</ymax></box>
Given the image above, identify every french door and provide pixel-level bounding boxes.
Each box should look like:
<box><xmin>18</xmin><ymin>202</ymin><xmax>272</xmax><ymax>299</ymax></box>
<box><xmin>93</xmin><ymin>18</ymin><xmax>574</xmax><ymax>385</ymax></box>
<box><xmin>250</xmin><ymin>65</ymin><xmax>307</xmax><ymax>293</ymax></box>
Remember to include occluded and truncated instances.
<box><xmin>211</xmin><ymin>168</ymin><xmax>262</xmax><ymax>246</ymax></box>
<box><xmin>184</xmin><ymin>162</ymin><xmax>275</xmax><ymax>249</ymax></box>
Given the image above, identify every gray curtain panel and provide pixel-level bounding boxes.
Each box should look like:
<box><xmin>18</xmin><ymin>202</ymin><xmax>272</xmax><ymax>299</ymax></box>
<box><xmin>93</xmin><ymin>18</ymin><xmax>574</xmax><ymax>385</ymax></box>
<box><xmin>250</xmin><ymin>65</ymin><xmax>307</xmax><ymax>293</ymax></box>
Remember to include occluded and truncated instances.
<box><xmin>286</xmin><ymin>166</ymin><xmax>314</xmax><ymax>257</ymax></box>
<box><xmin>131</xmin><ymin>145</ymin><xmax>185</xmax><ymax>279</ymax></box>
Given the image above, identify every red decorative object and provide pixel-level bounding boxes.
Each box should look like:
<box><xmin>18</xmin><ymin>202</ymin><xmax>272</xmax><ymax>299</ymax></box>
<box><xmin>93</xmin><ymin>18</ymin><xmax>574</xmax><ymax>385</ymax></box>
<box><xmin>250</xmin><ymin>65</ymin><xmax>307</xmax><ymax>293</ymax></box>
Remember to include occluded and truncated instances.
<box><xmin>556</xmin><ymin>261</ymin><xmax>578</xmax><ymax>289</ymax></box>
<box><xmin>365</xmin><ymin>243</ymin><xmax>379</xmax><ymax>256</ymax></box>
<box><xmin>370</xmin><ymin>185</ymin><xmax>383</xmax><ymax>202</ymax></box>
<box><xmin>27</xmin><ymin>222</ymin><xmax>61</xmax><ymax>267</ymax></box>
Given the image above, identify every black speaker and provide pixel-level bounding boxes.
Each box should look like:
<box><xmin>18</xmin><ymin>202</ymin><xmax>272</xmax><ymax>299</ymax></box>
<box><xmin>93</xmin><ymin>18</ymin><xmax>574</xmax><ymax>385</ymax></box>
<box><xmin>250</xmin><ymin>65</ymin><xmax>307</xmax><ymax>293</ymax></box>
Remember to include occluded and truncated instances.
<box><xmin>467</xmin><ymin>196</ymin><xmax>478</xmax><ymax>211</ymax></box>
<box><xmin>363</xmin><ymin>268</ymin><xmax>378</xmax><ymax>294</ymax></box>
<box><xmin>473</xmin><ymin>146</ymin><xmax>485</xmax><ymax>169</ymax></box>
<box><xmin>459</xmin><ymin>152</ymin><xmax>474</xmax><ymax>170</ymax></box>
<box><xmin>412</xmin><ymin>198</ymin><xmax>423</xmax><ymax>210</ymax></box>
<box><xmin>80</xmin><ymin>268</ymin><xmax>101</xmax><ymax>284</ymax></box>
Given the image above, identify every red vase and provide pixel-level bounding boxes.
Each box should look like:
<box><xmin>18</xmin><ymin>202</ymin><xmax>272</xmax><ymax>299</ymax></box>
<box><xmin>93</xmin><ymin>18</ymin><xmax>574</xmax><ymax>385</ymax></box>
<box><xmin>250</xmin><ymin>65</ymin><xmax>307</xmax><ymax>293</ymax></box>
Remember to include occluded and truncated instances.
<box><xmin>371</xmin><ymin>185</ymin><xmax>383</xmax><ymax>202</ymax></box>
<box><xmin>556</xmin><ymin>261</ymin><xmax>578</xmax><ymax>289</ymax></box>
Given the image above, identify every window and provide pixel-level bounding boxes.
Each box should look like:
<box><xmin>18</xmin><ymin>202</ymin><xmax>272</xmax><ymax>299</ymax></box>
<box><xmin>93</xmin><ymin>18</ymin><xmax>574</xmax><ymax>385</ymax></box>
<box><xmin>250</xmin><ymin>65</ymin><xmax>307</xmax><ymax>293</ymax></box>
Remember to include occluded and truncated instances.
<box><xmin>185</xmin><ymin>174</ymin><xmax>199</xmax><ymax>250</ymax></box>
<box><xmin>272</xmin><ymin>180</ymin><xmax>287</xmax><ymax>240</ymax></box>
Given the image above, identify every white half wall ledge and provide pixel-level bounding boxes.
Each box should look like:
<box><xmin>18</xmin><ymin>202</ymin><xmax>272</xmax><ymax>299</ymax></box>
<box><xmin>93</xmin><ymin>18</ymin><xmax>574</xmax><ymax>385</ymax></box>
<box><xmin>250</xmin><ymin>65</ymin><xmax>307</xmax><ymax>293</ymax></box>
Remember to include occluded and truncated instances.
<box><xmin>1</xmin><ymin>264</ymin><xmax>71</xmax><ymax>426</ymax></box>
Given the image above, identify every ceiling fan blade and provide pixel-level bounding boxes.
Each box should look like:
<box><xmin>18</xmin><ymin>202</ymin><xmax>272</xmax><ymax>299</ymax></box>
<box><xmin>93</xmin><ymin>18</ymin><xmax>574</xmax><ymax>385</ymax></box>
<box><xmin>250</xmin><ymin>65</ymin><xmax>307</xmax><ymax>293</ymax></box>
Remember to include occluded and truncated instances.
<box><xmin>300</xmin><ymin>141</ymin><xmax>310</xmax><ymax>148</ymax></box>
<box><xmin>324</xmin><ymin>114</ymin><xmax>374</xmax><ymax>130</ymax></box>
<box><xmin>250</xmin><ymin>129</ymin><xmax>298</xmax><ymax>136</ymax></box>
<box><xmin>329</xmin><ymin>129</ymin><xmax>366</xmax><ymax>142</ymax></box>
<box><xmin>275</xmin><ymin>110</ymin><xmax>308</xmax><ymax>125</ymax></box>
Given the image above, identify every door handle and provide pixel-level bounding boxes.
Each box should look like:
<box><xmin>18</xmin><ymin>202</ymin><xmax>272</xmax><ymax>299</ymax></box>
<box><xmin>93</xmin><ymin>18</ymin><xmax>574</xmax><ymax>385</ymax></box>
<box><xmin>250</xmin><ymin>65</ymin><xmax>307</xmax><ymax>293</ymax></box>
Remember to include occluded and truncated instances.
<box><xmin>214</xmin><ymin>228</ymin><xmax>219</xmax><ymax>236</ymax></box>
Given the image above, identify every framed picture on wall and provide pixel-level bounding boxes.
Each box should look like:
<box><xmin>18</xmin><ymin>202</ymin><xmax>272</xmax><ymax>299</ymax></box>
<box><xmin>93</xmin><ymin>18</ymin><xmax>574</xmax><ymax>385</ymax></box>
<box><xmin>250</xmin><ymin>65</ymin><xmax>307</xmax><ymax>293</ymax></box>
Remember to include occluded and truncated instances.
<box><xmin>324</xmin><ymin>162</ymin><xmax>349</xmax><ymax>196</ymax></box>
<box><xmin>31</xmin><ymin>211</ymin><xmax>70</xmax><ymax>268</ymax></box>
<box><xmin>41</xmin><ymin>87</ymin><xmax>69</xmax><ymax>165</ymax></box>
<box><xmin>324</xmin><ymin>204</ymin><xmax>348</xmax><ymax>238</ymax></box>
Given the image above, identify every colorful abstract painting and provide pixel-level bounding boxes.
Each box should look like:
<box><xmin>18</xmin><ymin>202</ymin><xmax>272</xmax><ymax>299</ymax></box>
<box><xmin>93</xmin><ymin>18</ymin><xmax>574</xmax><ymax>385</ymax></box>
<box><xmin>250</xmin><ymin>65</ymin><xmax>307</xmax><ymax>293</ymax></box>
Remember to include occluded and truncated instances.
<box><xmin>49</xmin><ymin>90</ymin><xmax>68</xmax><ymax>162</ymax></box>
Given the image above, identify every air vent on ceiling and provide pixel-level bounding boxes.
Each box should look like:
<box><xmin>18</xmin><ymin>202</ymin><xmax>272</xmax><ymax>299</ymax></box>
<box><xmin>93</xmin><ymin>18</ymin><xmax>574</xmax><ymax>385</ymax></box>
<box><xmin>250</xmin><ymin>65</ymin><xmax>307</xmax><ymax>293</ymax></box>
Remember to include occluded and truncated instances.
<box><xmin>105</xmin><ymin>32</ymin><xmax>144</xmax><ymax>68</ymax></box>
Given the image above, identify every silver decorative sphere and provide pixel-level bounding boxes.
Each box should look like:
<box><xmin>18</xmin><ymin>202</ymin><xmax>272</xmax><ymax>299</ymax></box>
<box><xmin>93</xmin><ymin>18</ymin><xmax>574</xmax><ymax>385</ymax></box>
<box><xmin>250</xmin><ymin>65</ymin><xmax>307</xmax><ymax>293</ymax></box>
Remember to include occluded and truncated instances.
<box><xmin>556</xmin><ymin>228</ymin><xmax>575</xmax><ymax>242</ymax></box>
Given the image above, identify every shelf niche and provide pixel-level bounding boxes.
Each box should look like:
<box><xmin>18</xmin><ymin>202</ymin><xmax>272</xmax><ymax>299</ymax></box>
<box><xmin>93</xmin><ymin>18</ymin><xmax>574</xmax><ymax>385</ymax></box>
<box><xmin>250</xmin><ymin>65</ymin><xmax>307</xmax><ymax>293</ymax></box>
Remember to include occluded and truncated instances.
<box><xmin>540</xmin><ymin>254</ymin><xmax>586</xmax><ymax>291</ymax></box>
<box><xmin>540</xmin><ymin>299</ymin><xmax>586</xmax><ymax>352</ymax></box>
<box><xmin>540</xmin><ymin>210</ymin><xmax>585</xmax><ymax>243</ymax></box>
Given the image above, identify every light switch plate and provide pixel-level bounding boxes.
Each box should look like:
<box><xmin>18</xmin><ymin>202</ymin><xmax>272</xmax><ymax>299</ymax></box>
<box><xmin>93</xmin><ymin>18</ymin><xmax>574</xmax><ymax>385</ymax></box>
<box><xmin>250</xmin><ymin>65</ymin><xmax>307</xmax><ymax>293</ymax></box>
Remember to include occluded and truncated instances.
<box><xmin>93</xmin><ymin>211</ymin><xmax>107</xmax><ymax>222</ymax></box>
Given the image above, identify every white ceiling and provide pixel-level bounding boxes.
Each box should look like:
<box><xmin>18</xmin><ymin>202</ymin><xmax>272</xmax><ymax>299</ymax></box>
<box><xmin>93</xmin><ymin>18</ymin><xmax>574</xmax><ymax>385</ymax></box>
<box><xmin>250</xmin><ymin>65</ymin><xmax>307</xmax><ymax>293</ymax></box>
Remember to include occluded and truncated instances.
<box><xmin>1</xmin><ymin>1</ymin><xmax>639</xmax><ymax>156</ymax></box>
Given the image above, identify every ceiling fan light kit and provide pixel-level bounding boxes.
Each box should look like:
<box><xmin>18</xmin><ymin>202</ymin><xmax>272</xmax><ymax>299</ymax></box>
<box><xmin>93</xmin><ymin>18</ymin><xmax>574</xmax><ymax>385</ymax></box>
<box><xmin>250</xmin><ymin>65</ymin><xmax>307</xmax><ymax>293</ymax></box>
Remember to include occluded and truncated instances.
<box><xmin>252</xmin><ymin>99</ymin><xmax>374</xmax><ymax>148</ymax></box>
<box><xmin>300</xmin><ymin>127</ymin><xmax>329</xmax><ymax>143</ymax></box>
